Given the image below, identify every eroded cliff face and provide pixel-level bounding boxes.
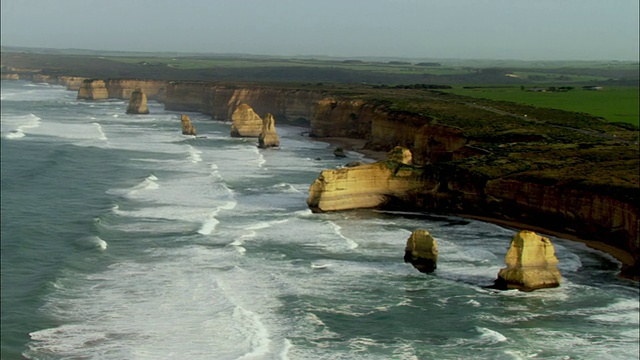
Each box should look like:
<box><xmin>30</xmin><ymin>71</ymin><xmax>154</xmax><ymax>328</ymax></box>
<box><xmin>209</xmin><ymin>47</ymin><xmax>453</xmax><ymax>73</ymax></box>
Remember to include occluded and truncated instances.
<box><xmin>77</xmin><ymin>79</ymin><xmax>109</xmax><ymax>100</ymax></box>
<box><xmin>27</xmin><ymin>74</ymin><xmax>87</xmax><ymax>90</ymax></box>
<box><xmin>105</xmin><ymin>79</ymin><xmax>165</xmax><ymax>101</ymax></box>
<box><xmin>306</xmin><ymin>159</ymin><xmax>435</xmax><ymax>212</ymax></box>
<box><xmin>164</xmin><ymin>82</ymin><xmax>324</xmax><ymax>124</ymax></box>
<box><xmin>310</xmin><ymin>99</ymin><xmax>471</xmax><ymax>165</ymax></box>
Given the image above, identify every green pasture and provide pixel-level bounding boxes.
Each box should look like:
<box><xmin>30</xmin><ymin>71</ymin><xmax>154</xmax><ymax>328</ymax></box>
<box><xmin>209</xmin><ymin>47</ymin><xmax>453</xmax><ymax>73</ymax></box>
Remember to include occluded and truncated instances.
<box><xmin>444</xmin><ymin>85</ymin><xmax>639</xmax><ymax>126</ymax></box>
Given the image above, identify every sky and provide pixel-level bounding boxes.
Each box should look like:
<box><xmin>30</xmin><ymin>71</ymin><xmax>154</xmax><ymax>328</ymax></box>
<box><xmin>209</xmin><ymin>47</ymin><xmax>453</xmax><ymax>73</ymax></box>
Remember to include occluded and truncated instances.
<box><xmin>1</xmin><ymin>0</ymin><xmax>639</xmax><ymax>61</ymax></box>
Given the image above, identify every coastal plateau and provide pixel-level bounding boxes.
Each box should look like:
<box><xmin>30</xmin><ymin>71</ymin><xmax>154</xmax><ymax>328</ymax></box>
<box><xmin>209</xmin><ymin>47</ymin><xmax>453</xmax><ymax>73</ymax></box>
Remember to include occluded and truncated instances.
<box><xmin>1</xmin><ymin>67</ymin><xmax>638</xmax><ymax>279</ymax></box>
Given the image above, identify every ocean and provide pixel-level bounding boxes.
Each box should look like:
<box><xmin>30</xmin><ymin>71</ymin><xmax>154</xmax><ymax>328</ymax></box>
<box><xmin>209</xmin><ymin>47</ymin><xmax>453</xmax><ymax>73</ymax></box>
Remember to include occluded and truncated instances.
<box><xmin>1</xmin><ymin>80</ymin><xmax>638</xmax><ymax>360</ymax></box>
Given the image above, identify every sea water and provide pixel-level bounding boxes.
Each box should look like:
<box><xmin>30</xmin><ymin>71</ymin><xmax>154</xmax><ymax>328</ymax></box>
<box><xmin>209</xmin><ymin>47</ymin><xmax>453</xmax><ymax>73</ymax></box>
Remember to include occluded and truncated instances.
<box><xmin>1</xmin><ymin>80</ymin><xmax>638</xmax><ymax>360</ymax></box>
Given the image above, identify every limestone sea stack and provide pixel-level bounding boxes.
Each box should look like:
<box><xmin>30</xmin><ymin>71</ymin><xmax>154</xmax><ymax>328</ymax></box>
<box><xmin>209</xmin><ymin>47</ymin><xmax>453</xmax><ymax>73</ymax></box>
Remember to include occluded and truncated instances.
<box><xmin>230</xmin><ymin>103</ymin><xmax>262</xmax><ymax>137</ymax></box>
<box><xmin>493</xmin><ymin>230</ymin><xmax>562</xmax><ymax>291</ymax></box>
<box><xmin>404</xmin><ymin>229</ymin><xmax>439</xmax><ymax>273</ymax></box>
<box><xmin>126</xmin><ymin>88</ymin><xmax>150</xmax><ymax>114</ymax></box>
<box><xmin>181</xmin><ymin>114</ymin><xmax>197</xmax><ymax>136</ymax></box>
<box><xmin>77</xmin><ymin>79</ymin><xmax>109</xmax><ymax>100</ymax></box>
<box><xmin>258</xmin><ymin>113</ymin><xmax>280</xmax><ymax>148</ymax></box>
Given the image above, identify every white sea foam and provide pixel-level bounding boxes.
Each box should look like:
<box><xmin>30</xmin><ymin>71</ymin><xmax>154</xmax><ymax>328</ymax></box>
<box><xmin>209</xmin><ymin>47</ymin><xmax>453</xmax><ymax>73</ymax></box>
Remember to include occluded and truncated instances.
<box><xmin>187</xmin><ymin>145</ymin><xmax>202</xmax><ymax>163</ymax></box>
<box><xmin>327</xmin><ymin>221</ymin><xmax>359</xmax><ymax>250</ymax></box>
<box><xmin>234</xmin><ymin>306</ymin><xmax>272</xmax><ymax>360</ymax></box>
<box><xmin>92</xmin><ymin>122</ymin><xmax>108</xmax><ymax>141</ymax></box>
<box><xmin>476</xmin><ymin>327</ymin><xmax>508</xmax><ymax>343</ymax></box>
<box><xmin>1</xmin><ymin>113</ymin><xmax>41</xmax><ymax>139</ymax></box>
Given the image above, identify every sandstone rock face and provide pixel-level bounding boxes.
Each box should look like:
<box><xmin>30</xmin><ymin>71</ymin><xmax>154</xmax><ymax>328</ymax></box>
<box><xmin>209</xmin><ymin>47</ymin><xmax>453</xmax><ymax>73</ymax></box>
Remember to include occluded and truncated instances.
<box><xmin>494</xmin><ymin>230</ymin><xmax>561</xmax><ymax>291</ymax></box>
<box><xmin>126</xmin><ymin>89</ymin><xmax>150</xmax><ymax>114</ymax></box>
<box><xmin>163</xmin><ymin>83</ymin><xmax>323</xmax><ymax>124</ymax></box>
<box><xmin>404</xmin><ymin>229</ymin><xmax>439</xmax><ymax>273</ymax></box>
<box><xmin>105</xmin><ymin>79</ymin><xmax>165</xmax><ymax>101</ymax></box>
<box><xmin>231</xmin><ymin>104</ymin><xmax>263</xmax><ymax>137</ymax></box>
<box><xmin>1</xmin><ymin>73</ymin><xmax>20</xmax><ymax>80</ymax></box>
<box><xmin>181</xmin><ymin>114</ymin><xmax>197</xmax><ymax>136</ymax></box>
<box><xmin>77</xmin><ymin>80</ymin><xmax>109</xmax><ymax>100</ymax></box>
<box><xmin>306</xmin><ymin>152</ymin><xmax>433</xmax><ymax>212</ymax></box>
<box><xmin>258</xmin><ymin>113</ymin><xmax>280</xmax><ymax>148</ymax></box>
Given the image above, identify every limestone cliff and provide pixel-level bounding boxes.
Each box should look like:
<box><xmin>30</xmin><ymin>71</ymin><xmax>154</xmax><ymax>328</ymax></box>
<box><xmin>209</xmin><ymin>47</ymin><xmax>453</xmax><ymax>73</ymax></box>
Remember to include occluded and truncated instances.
<box><xmin>163</xmin><ymin>82</ymin><xmax>324</xmax><ymax>124</ymax></box>
<box><xmin>77</xmin><ymin>79</ymin><xmax>109</xmax><ymax>100</ymax></box>
<box><xmin>105</xmin><ymin>79</ymin><xmax>165</xmax><ymax>101</ymax></box>
<box><xmin>181</xmin><ymin>114</ymin><xmax>197</xmax><ymax>136</ymax></box>
<box><xmin>126</xmin><ymin>89</ymin><xmax>150</xmax><ymax>114</ymax></box>
<box><xmin>311</xmin><ymin>98</ymin><xmax>473</xmax><ymax>165</ymax></box>
<box><xmin>230</xmin><ymin>104</ymin><xmax>263</xmax><ymax>137</ymax></box>
<box><xmin>306</xmin><ymin>149</ymin><xmax>434</xmax><ymax>212</ymax></box>
<box><xmin>1</xmin><ymin>73</ymin><xmax>20</xmax><ymax>80</ymax></box>
<box><xmin>258</xmin><ymin>113</ymin><xmax>280</xmax><ymax>148</ymax></box>
<box><xmin>493</xmin><ymin>230</ymin><xmax>562</xmax><ymax>291</ymax></box>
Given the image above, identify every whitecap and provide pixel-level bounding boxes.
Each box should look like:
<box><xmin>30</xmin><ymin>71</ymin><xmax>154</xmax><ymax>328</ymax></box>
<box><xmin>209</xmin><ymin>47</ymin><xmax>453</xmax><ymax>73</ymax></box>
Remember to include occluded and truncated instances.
<box><xmin>327</xmin><ymin>221</ymin><xmax>359</xmax><ymax>250</ymax></box>
<box><xmin>197</xmin><ymin>216</ymin><xmax>220</xmax><ymax>235</ymax></box>
<box><xmin>74</xmin><ymin>236</ymin><xmax>108</xmax><ymax>251</ymax></box>
<box><xmin>311</xmin><ymin>263</ymin><xmax>331</xmax><ymax>270</ymax></box>
<box><xmin>92</xmin><ymin>122</ymin><xmax>108</xmax><ymax>141</ymax></box>
<box><xmin>187</xmin><ymin>145</ymin><xmax>202</xmax><ymax>163</ymax></box>
<box><xmin>476</xmin><ymin>326</ymin><xmax>507</xmax><ymax>343</ymax></box>
<box><xmin>233</xmin><ymin>306</ymin><xmax>271</xmax><ymax>360</ymax></box>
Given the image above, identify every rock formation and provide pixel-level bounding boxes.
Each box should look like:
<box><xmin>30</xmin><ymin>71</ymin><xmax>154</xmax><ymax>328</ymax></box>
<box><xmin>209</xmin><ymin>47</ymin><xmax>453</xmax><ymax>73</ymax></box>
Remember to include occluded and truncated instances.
<box><xmin>77</xmin><ymin>79</ymin><xmax>109</xmax><ymax>100</ymax></box>
<box><xmin>258</xmin><ymin>113</ymin><xmax>280</xmax><ymax>148</ymax></box>
<box><xmin>333</xmin><ymin>147</ymin><xmax>347</xmax><ymax>158</ymax></box>
<box><xmin>105</xmin><ymin>79</ymin><xmax>165</xmax><ymax>100</ymax></box>
<box><xmin>181</xmin><ymin>114</ymin><xmax>197</xmax><ymax>136</ymax></box>
<box><xmin>387</xmin><ymin>146</ymin><xmax>413</xmax><ymax>165</ymax></box>
<box><xmin>126</xmin><ymin>88</ymin><xmax>150</xmax><ymax>114</ymax></box>
<box><xmin>230</xmin><ymin>104</ymin><xmax>263</xmax><ymax>137</ymax></box>
<box><xmin>306</xmin><ymin>148</ymin><xmax>431</xmax><ymax>212</ymax></box>
<box><xmin>493</xmin><ymin>230</ymin><xmax>562</xmax><ymax>291</ymax></box>
<box><xmin>404</xmin><ymin>229</ymin><xmax>439</xmax><ymax>273</ymax></box>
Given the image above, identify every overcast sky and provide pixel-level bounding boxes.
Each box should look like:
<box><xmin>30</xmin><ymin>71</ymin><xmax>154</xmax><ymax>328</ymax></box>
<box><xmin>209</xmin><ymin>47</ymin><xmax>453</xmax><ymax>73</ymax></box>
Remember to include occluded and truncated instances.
<box><xmin>1</xmin><ymin>0</ymin><xmax>638</xmax><ymax>61</ymax></box>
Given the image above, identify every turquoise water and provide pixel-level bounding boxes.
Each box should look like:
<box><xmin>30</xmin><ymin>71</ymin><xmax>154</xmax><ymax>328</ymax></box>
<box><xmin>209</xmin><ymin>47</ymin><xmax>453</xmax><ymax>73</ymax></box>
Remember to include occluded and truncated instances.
<box><xmin>1</xmin><ymin>80</ymin><xmax>638</xmax><ymax>359</ymax></box>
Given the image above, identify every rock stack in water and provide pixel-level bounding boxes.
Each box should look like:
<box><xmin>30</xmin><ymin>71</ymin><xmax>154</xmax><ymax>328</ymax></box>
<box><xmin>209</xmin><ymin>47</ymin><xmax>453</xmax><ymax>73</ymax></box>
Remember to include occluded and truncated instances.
<box><xmin>181</xmin><ymin>114</ymin><xmax>197</xmax><ymax>136</ymax></box>
<box><xmin>126</xmin><ymin>88</ymin><xmax>149</xmax><ymax>114</ymax></box>
<box><xmin>230</xmin><ymin>103</ymin><xmax>262</xmax><ymax>137</ymax></box>
<box><xmin>77</xmin><ymin>79</ymin><xmax>109</xmax><ymax>100</ymax></box>
<box><xmin>404</xmin><ymin>229</ymin><xmax>439</xmax><ymax>273</ymax></box>
<box><xmin>493</xmin><ymin>230</ymin><xmax>562</xmax><ymax>291</ymax></box>
<box><xmin>258</xmin><ymin>113</ymin><xmax>280</xmax><ymax>148</ymax></box>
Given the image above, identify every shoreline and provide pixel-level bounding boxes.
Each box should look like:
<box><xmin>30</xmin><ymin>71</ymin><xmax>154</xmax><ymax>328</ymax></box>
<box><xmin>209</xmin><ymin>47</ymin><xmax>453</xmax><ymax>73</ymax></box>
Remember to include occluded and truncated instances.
<box><xmin>306</xmin><ymin>135</ymin><xmax>636</xmax><ymax>272</ymax></box>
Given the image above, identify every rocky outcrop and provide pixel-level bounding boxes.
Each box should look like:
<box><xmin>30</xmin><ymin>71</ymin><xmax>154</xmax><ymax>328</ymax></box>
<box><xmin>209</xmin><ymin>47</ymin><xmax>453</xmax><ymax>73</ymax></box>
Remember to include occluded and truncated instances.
<box><xmin>333</xmin><ymin>147</ymin><xmax>347</xmax><ymax>158</ymax></box>
<box><xmin>404</xmin><ymin>229</ymin><xmax>439</xmax><ymax>273</ymax></box>
<box><xmin>387</xmin><ymin>146</ymin><xmax>413</xmax><ymax>165</ymax></box>
<box><xmin>311</xmin><ymin>98</ymin><xmax>471</xmax><ymax>165</ymax></box>
<box><xmin>258</xmin><ymin>113</ymin><xmax>280</xmax><ymax>148</ymax></box>
<box><xmin>104</xmin><ymin>79</ymin><xmax>165</xmax><ymax>101</ymax></box>
<box><xmin>77</xmin><ymin>79</ymin><xmax>109</xmax><ymax>100</ymax></box>
<box><xmin>306</xmin><ymin>148</ymin><xmax>433</xmax><ymax>212</ymax></box>
<box><xmin>181</xmin><ymin>114</ymin><xmax>196</xmax><ymax>136</ymax></box>
<box><xmin>492</xmin><ymin>230</ymin><xmax>562</xmax><ymax>291</ymax></box>
<box><xmin>230</xmin><ymin>104</ymin><xmax>263</xmax><ymax>137</ymax></box>
<box><xmin>126</xmin><ymin>89</ymin><xmax>150</xmax><ymax>114</ymax></box>
<box><xmin>1</xmin><ymin>73</ymin><xmax>20</xmax><ymax>80</ymax></box>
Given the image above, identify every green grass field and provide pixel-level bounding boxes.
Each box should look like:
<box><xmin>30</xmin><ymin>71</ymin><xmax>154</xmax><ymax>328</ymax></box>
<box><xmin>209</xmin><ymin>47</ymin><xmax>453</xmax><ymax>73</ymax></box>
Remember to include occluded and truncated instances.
<box><xmin>444</xmin><ymin>86</ymin><xmax>639</xmax><ymax>125</ymax></box>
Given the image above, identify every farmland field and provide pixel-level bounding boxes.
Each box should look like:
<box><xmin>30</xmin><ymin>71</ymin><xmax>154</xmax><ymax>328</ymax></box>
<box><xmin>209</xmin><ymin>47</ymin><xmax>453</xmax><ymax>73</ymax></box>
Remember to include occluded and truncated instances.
<box><xmin>443</xmin><ymin>85</ymin><xmax>639</xmax><ymax>126</ymax></box>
